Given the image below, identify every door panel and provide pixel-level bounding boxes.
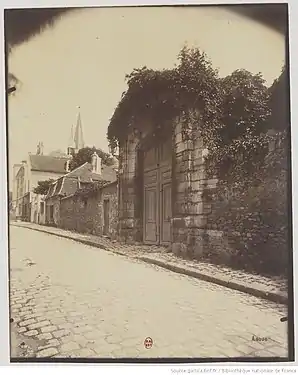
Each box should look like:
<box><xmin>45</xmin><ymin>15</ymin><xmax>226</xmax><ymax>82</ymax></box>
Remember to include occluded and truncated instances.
<box><xmin>143</xmin><ymin>138</ymin><xmax>172</xmax><ymax>245</ymax></box>
<box><xmin>144</xmin><ymin>187</ymin><xmax>158</xmax><ymax>243</ymax></box>
<box><xmin>161</xmin><ymin>183</ymin><xmax>172</xmax><ymax>244</ymax></box>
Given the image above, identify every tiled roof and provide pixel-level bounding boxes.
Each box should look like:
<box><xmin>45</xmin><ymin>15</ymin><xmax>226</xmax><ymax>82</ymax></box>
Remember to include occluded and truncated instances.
<box><xmin>64</xmin><ymin>163</ymin><xmax>117</xmax><ymax>183</ymax></box>
<box><xmin>60</xmin><ymin>178</ymin><xmax>80</xmax><ymax>197</ymax></box>
<box><xmin>46</xmin><ymin>162</ymin><xmax>117</xmax><ymax>199</ymax></box>
<box><xmin>29</xmin><ymin>154</ymin><xmax>69</xmax><ymax>174</ymax></box>
<box><xmin>101</xmin><ymin>164</ymin><xmax>117</xmax><ymax>183</ymax></box>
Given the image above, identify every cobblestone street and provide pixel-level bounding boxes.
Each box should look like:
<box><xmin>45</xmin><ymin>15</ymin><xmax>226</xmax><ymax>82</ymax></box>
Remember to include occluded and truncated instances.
<box><xmin>9</xmin><ymin>226</ymin><xmax>288</xmax><ymax>360</ymax></box>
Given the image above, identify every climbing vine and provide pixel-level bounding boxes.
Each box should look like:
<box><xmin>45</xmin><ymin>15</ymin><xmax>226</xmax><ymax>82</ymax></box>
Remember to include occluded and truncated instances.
<box><xmin>107</xmin><ymin>46</ymin><xmax>283</xmax><ymax>181</ymax></box>
<box><xmin>108</xmin><ymin>46</ymin><xmax>222</xmax><ymax>153</ymax></box>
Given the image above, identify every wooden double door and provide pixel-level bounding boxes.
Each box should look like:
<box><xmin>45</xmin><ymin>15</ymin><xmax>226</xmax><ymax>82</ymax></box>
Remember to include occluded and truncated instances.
<box><xmin>143</xmin><ymin>138</ymin><xmax>172</xmax><ymax>245</ymax></box>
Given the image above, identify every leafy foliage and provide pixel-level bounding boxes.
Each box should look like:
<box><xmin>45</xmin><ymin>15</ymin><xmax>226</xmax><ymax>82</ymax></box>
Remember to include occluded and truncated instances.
<box><xmin>69</xmin><ymin>147</ymin><xmax>114</xmax><ymax>171</ymax></box>
<box><xmin>267</xmin><ymin>67</ymin><xmax>289</xmax><ymax>132</ymax></box>
<box><xmin>33</xmin><ymin>179</ymin><xmax>55</xmax><ymax>195</ymax></box>
<box><xmin>108</xmin><ymin>46</ymin><xmax>273</xmax><ymax>180</ymax></box>
<box><xmin>108</xmin><ymin>46</ymin><xmax>222</xmax><ymax>152</ymax></box>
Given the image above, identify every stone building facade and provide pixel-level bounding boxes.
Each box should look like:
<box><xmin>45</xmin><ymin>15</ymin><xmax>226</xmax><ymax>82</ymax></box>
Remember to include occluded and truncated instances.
<box><xmin>12</xmin><ymin>146</ymin><xmax>69</xmax><ymax>221</ymax></box>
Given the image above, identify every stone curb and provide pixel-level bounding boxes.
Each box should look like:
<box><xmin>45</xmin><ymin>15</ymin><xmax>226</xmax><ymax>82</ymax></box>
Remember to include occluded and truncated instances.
<box><xmin>11</xmin><ymin>223</ymin><xmax>288</xmax><ymax>305</ymax></box>
<box><xmin>138</xmin><ymin>256</ymin><xmax>288</xmax><ymax>305</ymax></box>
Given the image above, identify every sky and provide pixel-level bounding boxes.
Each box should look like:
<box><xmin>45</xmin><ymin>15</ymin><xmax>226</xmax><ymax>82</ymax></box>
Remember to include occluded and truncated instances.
<box><xmin>7</xmin><ymin>6</ymin><xmax>286</xmax><ymax>183</ymax></box>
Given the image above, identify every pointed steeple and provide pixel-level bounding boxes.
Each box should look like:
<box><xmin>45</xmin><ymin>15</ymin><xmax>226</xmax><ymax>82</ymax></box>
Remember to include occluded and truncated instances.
<box><xmin>74</xmin><ymin>111</ymin><xmax>84</xmax><ymax>151</ymax></box>
<box><xmin>67</xmin><ymin>108</ymin><xmax>85</xmax><ymax>156</ymax></box>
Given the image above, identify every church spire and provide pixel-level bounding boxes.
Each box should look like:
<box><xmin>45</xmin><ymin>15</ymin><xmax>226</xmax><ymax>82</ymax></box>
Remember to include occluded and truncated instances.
<box><xmin>74</xmin><ymin>111</ymin><xmax>84</xmax><ymax>151</ymax></box>
<box><xmin>67</xmin><ymin>108</ymin><xmax>85</xmax><ymax>156</ymax></box>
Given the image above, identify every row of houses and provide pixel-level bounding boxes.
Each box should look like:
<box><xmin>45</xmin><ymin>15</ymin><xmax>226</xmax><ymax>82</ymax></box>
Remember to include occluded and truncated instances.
<box><xmin>11</xmin><ymin>113</ymin><xmax>119</xmax><ymax>240</ymax></box>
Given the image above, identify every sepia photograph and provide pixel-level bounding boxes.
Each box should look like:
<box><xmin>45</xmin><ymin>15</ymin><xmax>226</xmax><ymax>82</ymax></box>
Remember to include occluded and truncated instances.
<box><xmin>5</xmin><ymin>3</ymin><xmax>293</xmax><ymax>362</ymax></box>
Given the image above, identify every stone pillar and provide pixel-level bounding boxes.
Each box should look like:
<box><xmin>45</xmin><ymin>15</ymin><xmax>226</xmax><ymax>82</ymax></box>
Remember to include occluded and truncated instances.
<box><xmin>171</xmin><ymin>115</ymin><xmax>217</xmax><ymax>259</ymax></box>
<box><xmin>171</xmin><ymin>117</ymin><xmax>196</xmax><ymax>257</ymax></box>
<box><xmin>118</xmin><ymin>130</ymin><xmax>141</xmax><ymax>243</ymax></box>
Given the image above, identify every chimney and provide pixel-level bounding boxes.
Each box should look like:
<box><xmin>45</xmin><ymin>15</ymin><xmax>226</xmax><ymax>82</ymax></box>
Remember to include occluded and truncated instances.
<box><xmin>91</xmin><ymin>152</ymin><xmax>101</xmax><ymax>174</ymax></box>
<box><xmin>36</xmin><ymin>142</ymin><xmax>44</xmax><ymax>155</ymax></box>
<box><xmin>65</xmin><ymin>158</ymin><xmax>73</xmax><ymax>172</ymax></box>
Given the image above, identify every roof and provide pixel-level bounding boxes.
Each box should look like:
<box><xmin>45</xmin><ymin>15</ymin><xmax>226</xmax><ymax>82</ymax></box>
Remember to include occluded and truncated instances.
<box><xmin>29</xmin><ymin>154</ymin><xmax>69</xmax><ymax>174</ymax></box>
<box><xmin>46</xmin><ymin>162</ymin><xmax>117</xmax><ymax>199</ymax></box>
<box><xmin>101</xmin><ymin>164</ymin><xmax>117</xmax><ymax>183</ymax></box>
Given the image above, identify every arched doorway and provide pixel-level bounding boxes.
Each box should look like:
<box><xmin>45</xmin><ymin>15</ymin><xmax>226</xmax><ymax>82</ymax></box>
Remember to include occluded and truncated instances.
<box><xmin>142</xmin><ymin>136</ymin><xmax>172</xmax><ymax>245</ymax></box>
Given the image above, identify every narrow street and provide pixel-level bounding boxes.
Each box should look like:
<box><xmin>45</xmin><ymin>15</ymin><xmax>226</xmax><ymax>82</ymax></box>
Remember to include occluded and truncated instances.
<box><xmin>9</xmin><ymin>226</ymin><xmax>288</xmax><ymax>359</ymax></box>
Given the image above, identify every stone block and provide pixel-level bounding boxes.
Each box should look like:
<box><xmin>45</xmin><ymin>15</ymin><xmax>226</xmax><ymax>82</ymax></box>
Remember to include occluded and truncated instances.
<box><xmin>24</xmin><ymin>329</ymin><xmax>38</xmax><ymax>337</ymax></box>
<box><xmin>61</xmin><ymin>341</ymin><xmax>80</xmax><ymax>353</ymax></box>
<box><xmin>19</xmin><ymin>318</ymin><xmax>36</xmax><ymax>327</ymax></box>
<box><xmin>37</xmin><ymin>347</ymin><xmax>58</xmax><ymax>358</ymax></box>
<box><xmin>188</xmin><ymin>203</ymin><xmax>204</xmax><ymax>215</ymax></box>
<box><xmin>174</xmin><ymin>131</ymin><xmax>182</xmax><ymax>144</ymax></box>
<box><xmin>193</xmin><ymin>157</ymin><xmax>204</xmax><ymax>168</ymax></box>
<box><xmin>28</xmin><ymin>320</ymin><xmax>51</xmax><ymax>330</ymax></box>
<box><xmin>186</xmin><ymin>215</ymin><xmax>208</xmax><ymax>228</ymax></box>
<box><xmin>53</xmin><ymin>329</ymin><xmax>70</xmax><ymax>338</ymax></box>
<box><xmin>121</xmin><ymin>218</ymin><xmax>135</xmax><ymax>229</ymax></box>
<box><xmin>37</xmin><ymin>332</ymin><xmax>53</xmax><ymax>340</ymax></box>
<box><xmin>48</xmin><ymin>339</ymin><xmax>60</xmax><ymax>346</ymax></box>
<box><xmin>171</xmin><ymin>242</ymin><xmax>187</xmax><ymax>256</ymax></box>
<box><xmin>41</xmin><ymin>325</ymin><xmax>57</xmax><ymax>333</ymax></box>
<box><xmin>175</xmin><ymin>141</ymin><xmax>187</xmax><ymax>153</ymax></box>
<box><xmin>176</xmin><ymin>181</ymin><xmax>191</xmax><ymax>193</ymax></box>
<box><xmin>206</xmin><ymin>230</ymin><xmax>223</xmax><ymax>238</ymax></box>
<box><xmin>191</xmin><ymin>170</ymin><xmax>205</xmax><ymax>182</ymax></box>
<box><xmin>172</xmin><ymin>217</ymin><xmax>188</xmax><ymax>229</ymax></box>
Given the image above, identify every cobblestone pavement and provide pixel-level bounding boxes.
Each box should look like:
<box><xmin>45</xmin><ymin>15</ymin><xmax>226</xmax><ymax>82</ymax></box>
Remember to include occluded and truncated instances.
<box><xmin>9</xmin><ymin>226</ymin><xmax>288</xmax><ymax>360</ymax></box>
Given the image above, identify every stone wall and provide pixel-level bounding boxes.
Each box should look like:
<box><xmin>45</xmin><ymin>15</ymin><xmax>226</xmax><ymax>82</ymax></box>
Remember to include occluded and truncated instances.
<box><xmin>171</xmin><ymin>122</ymin><xmax>289</xmax><ymax>276</ymax></box>
<box><xmin>202</xmin><ymin>150</ymin><xmax>289</xmax><ymax>276</ymax></box>
<box><xmin>59</xmin><ymin>182</ymin><xmax>118</xmax><ymax>239</ymax></box>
